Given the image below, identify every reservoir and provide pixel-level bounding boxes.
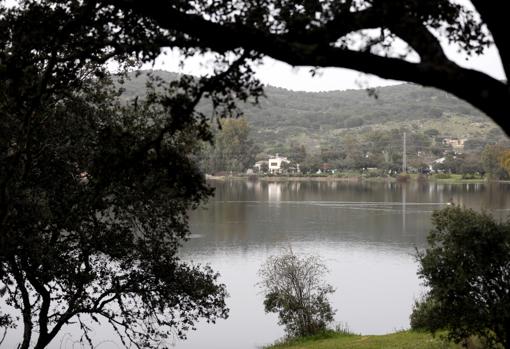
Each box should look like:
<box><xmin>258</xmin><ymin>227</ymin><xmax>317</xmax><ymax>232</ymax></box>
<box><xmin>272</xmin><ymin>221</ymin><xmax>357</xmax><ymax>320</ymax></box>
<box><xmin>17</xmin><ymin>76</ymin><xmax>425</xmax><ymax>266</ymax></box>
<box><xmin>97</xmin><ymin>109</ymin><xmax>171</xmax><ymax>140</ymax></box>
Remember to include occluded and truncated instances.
<box><xmin>5</xmin><ymin>179</ymin><xmax>510</xmax><ymax>349</ymax></box>
<box><xmin>175</xmin><ymin>179</ymin><xmax>510</xmax><ymax>349</ymax></box>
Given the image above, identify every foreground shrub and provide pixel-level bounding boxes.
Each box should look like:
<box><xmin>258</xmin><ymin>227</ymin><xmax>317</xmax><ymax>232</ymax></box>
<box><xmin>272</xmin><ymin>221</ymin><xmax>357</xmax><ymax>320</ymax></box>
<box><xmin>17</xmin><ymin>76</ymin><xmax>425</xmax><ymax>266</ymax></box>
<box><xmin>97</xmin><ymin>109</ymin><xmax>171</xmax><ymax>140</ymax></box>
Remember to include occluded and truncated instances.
<box><xmin>410</xmin><ymin>296</ymin><xmax>443</xmax><ymax>331</ymax></box>
<box><xmin>259</xmin><ymin>250</ymin><xmax>336</xmax><ymax>338</ymax></box>
<box><xmin>417</xmin><ymin>207</ymin><xmax>510</xmax><ymax>349</ymax></box>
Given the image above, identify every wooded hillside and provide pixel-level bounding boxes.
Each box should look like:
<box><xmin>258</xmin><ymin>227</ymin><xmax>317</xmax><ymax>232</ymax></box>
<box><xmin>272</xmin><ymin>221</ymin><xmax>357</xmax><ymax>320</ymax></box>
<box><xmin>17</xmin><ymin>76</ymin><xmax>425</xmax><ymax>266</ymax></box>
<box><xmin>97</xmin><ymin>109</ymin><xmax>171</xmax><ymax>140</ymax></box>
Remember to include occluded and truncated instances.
<box><xmin>121</xmin><ymin>70</ymin><xmax>504</xmax><ymax>158</ymax></box>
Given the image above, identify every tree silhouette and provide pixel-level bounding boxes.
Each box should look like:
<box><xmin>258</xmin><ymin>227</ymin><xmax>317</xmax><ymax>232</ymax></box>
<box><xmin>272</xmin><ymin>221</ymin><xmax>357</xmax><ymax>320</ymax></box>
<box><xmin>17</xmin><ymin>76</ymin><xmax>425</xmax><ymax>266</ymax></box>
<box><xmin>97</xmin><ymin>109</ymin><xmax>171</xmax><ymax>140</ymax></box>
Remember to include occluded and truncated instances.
<box><xmin>0</xmin><ymin>1</ymin><xmax>262</xmax><ymax>348</ymax></box>
<box><xmin>106</xmin><ymin>0</ymin><xmax>510</xmax><ymax>132</ymax></box>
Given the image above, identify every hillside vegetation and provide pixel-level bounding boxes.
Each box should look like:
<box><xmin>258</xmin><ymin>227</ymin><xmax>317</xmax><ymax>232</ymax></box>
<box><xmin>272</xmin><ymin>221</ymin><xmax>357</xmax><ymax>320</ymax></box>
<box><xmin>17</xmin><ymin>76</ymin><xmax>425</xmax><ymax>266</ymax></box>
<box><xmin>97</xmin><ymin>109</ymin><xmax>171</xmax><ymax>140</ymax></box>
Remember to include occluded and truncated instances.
<box><xmin>121</xmin><ymin>70</ymin><xmax>503</xmax><ymax>148</ymax></box>
<box><xmin>120</xmin><ymin>71</ymin><xmax>509</xmax><ymax>175</ymax></box>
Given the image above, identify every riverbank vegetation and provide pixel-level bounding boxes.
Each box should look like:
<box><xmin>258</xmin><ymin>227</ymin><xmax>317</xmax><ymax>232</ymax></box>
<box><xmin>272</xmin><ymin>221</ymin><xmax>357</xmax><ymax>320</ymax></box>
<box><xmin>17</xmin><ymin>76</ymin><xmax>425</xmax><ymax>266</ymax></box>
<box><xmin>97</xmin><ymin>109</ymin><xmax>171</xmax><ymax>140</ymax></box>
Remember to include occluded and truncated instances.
<box><xmin>264</xmin><ymin>206</ymin><xmax>510</xmax><ymax>349</ymax></box>
<box><xmin>413</xmin><ymin>207</ymin><xmax>510</xmax><ymax>349</ymax></box>
<box><xmin>123</xmin><ymin>72</ymin><xmax>510</xmax><ymax>182</ymax></box>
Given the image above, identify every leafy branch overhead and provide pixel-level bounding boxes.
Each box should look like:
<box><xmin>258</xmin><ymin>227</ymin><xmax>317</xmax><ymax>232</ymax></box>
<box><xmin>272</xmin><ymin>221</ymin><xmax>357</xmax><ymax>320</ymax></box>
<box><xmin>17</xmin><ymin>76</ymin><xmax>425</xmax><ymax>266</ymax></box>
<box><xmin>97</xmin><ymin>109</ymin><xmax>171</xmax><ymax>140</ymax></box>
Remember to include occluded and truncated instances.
<box><xmin>0</xmin><ymin>1</ymin><xmax>263</xmax><ymax>348</ymax></box>
<box><xmin>105</xmin><ymin>0</ymin><xmax>510</xmax><ymax>132</ymax></box>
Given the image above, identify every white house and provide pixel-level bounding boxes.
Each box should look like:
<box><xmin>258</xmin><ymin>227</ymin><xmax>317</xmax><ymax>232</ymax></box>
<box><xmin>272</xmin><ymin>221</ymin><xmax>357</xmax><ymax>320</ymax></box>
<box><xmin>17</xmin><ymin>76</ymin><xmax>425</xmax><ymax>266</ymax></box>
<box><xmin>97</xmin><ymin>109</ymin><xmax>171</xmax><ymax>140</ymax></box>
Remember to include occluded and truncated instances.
<box><xmin>254</xmin><ymin>160</ymin><xmax>268</xmax><ymax>172</ymax></box>
<box><xmin>442</xmin><ymin>138</ymin><xmax>466</xmax><ymax>150</ymax></box>
<box><xmin>429</xmin><ymin>157</ymin><xmax>446</xmax><ymax>172</ymax></box>
<box><xmin>268</xmin><ymin>154</ymin><xmax>290</xmax><ymax>174</ymax></box>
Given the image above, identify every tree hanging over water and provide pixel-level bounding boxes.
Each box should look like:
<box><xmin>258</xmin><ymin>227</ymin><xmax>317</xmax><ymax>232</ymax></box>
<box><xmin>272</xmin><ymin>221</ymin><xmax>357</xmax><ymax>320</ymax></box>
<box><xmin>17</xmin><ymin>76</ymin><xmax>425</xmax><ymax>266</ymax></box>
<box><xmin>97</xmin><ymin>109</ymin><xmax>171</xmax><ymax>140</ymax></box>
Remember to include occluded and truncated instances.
<box><xmin>105</xmin><ymin>0</ymin><xmax>510</xmax><ymax>133</ymax></box>
<box><xmin>0</xmin><ymin>1</ymin><xmax>263</xmax><ymax>348</ymax></box>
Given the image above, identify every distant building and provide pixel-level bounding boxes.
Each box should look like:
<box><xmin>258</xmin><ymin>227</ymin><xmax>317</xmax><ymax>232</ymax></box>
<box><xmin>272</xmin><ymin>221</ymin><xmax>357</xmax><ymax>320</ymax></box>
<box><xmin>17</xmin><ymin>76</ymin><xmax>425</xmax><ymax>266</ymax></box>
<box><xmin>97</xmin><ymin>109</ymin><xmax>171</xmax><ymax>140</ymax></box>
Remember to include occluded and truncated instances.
<box><xmin>254</xmin><ymin>160</ymin><xmax>268</xmax><ymax>172</ymax></box>
<box><xmin>429</xmin><ymin>157</ymin><xmax>446</xmax><ymax>172</ymax></box>
<box><xmin>268</xmin><ymin>154</ymin><xmax>290</xmax><ymax>174</ymax></box>
<box><xmin>442</xmin><ymin>138</ymin><xmax>466</xmax><ymax>150</ymax></box>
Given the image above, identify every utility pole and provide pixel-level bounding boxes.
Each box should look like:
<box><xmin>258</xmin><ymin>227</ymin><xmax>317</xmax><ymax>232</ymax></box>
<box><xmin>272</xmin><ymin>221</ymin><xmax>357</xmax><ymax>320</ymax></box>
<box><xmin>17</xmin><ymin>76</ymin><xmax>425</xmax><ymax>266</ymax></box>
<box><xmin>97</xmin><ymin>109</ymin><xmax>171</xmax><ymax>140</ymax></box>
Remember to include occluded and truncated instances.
<box><xmin>403</xmin><ymin>132</ymin><xmax>407</xmax><ymax>173</ymax></box>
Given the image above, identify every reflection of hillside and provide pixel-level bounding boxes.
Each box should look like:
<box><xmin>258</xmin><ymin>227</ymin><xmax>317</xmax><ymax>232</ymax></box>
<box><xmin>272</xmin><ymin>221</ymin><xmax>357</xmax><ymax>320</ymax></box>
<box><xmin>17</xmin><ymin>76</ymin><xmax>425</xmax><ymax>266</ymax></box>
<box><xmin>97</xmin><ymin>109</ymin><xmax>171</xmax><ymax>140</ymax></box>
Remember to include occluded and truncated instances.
<box><xmin>186</xmin><ymin>180</ymin><xmax>510</xmax><ymax>253</ymax></box>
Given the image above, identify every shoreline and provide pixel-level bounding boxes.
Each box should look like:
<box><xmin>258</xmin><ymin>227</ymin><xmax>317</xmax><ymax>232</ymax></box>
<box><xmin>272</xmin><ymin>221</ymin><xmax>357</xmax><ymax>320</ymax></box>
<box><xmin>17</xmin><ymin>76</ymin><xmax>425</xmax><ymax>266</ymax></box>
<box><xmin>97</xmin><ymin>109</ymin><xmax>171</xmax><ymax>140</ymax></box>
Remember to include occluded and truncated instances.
<box><xmin>205</xmin><ymin>174</ymin><xmax>496</xmax><ymax>184</ymax></box>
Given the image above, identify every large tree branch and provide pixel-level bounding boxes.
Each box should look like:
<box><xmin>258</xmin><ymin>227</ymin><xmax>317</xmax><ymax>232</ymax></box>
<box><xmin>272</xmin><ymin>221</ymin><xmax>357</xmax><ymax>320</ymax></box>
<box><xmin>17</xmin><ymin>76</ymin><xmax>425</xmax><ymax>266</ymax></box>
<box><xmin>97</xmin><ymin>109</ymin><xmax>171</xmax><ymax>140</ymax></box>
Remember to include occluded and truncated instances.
<box><xmin>107</xmin><ymin>0</ymin><xmax>510</xmax><ymax>132</ymax></box>
<box><xmin>470</xmin><ymin>0</ymin><xmax>510</xmax><ymax>80</ymax></box>
<box><xmin>273</xmin><ymin>45</ymin><xmax>509</xmax><ymax>130</ymax></box>
<box><xmin>387</xmin><ymin>18</ymin><xmax>448</xmax><ymax>63</ymax></box>
<box><xmin>302</xmin><ymin>8</ymin><xmax>382</xmax><ymax>44</ymax></box>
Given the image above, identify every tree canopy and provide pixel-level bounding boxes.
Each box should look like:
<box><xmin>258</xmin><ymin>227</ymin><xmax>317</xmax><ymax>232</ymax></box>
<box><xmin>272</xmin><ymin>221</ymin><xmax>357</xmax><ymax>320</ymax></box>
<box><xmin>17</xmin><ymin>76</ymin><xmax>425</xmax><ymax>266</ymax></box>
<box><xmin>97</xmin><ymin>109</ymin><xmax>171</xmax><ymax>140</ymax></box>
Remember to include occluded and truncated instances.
<box><xmin>2</xmin><ymin>0</ymin><xmax>509</xmax><ymax>347</ymax></box>
<box><xmin>103</xmin><ymin>0</ymin><xmax>510</xmax><ymax>133</ymax></box>
<box><xmin>0</xmin><ymin>1</ymin><xmax>262</xmax><ymax>348</ymax></box>
<box><xmin>416</xmin><ymin>207</ymin><xmax>510</xmax><ymax>349</ymax></box>
<box><xmin>200</xmin><ymin>117</ymin><xmax>258</xmax><ymax>174</ymax></box>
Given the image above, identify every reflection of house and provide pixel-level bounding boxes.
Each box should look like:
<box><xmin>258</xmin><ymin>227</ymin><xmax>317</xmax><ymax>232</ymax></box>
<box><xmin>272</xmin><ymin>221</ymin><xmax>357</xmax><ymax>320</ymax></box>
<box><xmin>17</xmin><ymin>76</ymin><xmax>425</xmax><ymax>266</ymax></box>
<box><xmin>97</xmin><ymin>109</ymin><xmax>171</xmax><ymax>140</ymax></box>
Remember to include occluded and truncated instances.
<box><xmin>442</xmin><ymin>138</ymin><xmax>466</xmax><ymax>150</ymax></box>
<box><xmin>267</xmin><ymin>182</ymin><xmax>282</xmax><ymax>202</ymax></box>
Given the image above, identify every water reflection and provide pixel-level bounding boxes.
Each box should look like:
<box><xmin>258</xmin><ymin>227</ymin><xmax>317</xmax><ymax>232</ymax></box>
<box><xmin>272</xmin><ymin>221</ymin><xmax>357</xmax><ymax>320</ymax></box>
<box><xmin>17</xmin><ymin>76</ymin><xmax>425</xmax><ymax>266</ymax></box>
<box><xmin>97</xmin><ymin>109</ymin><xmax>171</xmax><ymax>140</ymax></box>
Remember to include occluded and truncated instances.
<box><xmin>402</xmin><ymin>184</ymin><xmax>407</xmax><ymax>233</ymax></box>
<box><xmin>176</xmin><ymin>180</ymin><xmax>510</xmax><ymax>349</ymax></box>
<box><xmin>267</xmin><ymin>182</ymin><xmax>282</xmax><ymax>202</ymax></box>
<box><xmin>15</xmin><ymin>180</ymin><xmax>508</xmax><ymax>349</ymax></box>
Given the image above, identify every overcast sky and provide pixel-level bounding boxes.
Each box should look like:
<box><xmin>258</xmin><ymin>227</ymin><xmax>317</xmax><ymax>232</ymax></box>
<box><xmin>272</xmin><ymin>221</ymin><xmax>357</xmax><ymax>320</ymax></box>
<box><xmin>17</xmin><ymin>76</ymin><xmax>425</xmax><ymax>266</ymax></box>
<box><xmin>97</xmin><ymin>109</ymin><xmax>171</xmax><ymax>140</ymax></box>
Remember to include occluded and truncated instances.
<box><xmin>147</xmin><ymin>0</ymin><xmax>505</xmax><ymax>92</ymax></box>
<box><xmin>5</xmin><ymin>0</ymin><xmax>503</xmax><ymax>92</ymax></box>
<box><xmin>149</xmin><ymin>0</ymin><xmax>504</xmax><ymax>93</ymax></box>
<box><xmin>149</xmin><ymin>44</ymin><xmax>505</xmax><ymax>92</ymax></box>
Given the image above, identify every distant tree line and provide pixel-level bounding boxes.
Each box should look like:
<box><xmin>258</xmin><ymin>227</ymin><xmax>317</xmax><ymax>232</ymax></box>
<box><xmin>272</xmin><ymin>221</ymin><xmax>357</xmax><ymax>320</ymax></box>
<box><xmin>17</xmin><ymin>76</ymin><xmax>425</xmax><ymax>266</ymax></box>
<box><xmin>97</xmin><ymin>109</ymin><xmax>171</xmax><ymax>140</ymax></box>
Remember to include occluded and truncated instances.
<box><xmin>198</xmin><ymin>117</ymin><xmax>258</xmax><ymax>174</ymax></box>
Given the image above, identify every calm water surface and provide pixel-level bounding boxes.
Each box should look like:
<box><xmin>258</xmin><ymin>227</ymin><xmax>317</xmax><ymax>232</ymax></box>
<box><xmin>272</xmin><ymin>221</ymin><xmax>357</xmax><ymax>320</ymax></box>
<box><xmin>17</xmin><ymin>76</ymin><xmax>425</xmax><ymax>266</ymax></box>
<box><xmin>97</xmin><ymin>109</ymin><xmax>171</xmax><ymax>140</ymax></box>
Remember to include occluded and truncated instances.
<box><xmin>4</xmin><ymin>180</ymin><xmax>510</xmax><ymax>349</ymax></box>
<box><xmin>176</xmin><ymin>180</ymin><xmax>510</xmax><ymax>349</ymax></box>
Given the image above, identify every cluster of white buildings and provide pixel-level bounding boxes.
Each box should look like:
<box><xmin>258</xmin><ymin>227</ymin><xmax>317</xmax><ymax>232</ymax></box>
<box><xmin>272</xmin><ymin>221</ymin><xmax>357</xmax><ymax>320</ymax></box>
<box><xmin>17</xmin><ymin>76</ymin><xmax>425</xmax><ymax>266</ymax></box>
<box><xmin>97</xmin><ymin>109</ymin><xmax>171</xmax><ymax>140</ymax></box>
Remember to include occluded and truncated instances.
<box><xmin>254</xmin><ymin>154</ymin><xmax>300</xmax><ymax>174</ymax></box>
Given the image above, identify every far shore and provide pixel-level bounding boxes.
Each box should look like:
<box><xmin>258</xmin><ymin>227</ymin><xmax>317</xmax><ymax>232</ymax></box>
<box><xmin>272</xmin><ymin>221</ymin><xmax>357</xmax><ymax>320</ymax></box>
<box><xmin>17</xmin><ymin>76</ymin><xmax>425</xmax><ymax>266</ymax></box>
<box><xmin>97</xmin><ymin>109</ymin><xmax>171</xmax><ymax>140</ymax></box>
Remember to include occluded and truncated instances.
<box><xmin>206</xmin><ymin>174</ymin><xmax>365</xmax><ymax>182</ymax></box>
<box><xmin>205</xmin><ymin>173</ymin><xmax>497</xmax><ymax>184</ymax></box>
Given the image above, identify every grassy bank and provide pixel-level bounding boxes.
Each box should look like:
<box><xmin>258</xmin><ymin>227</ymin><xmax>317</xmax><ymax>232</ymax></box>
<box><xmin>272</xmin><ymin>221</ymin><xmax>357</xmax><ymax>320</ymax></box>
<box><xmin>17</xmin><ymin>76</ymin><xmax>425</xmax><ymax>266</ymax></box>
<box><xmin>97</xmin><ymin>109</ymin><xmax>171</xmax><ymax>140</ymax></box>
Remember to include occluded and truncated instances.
<box><xmin>409</xmin><ymin>173</ymin><xmax>486</xmax><ymax>184</ymax></box>
<box><xmin>266</xmin><ymin>330</ymin><xmax>462</xmax><ymax>349</ymax></box>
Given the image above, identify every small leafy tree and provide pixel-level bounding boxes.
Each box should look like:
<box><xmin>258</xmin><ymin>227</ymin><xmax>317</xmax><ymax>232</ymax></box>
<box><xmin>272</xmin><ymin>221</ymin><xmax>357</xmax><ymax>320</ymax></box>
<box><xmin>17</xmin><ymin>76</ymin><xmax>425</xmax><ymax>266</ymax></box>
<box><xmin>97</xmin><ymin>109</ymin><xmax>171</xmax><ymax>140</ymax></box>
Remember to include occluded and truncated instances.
<box><xmin>205</xmin><ymin>117</ymin><xmax>258</xmax><ymax>173</ymax></box>
<box><xmin>416</xmin><ymin>207</ymin><xmax>510</xmax><ymax>349</ymax></box>
<box><xmin>481</xmin><ymin>144</ymin><xmax>507</xmax><ymax>180</ymax></box>
<box><xmin>258</xmin><ymin>250</ymin><xmax>335</xmax><ymax>338</ymax></box>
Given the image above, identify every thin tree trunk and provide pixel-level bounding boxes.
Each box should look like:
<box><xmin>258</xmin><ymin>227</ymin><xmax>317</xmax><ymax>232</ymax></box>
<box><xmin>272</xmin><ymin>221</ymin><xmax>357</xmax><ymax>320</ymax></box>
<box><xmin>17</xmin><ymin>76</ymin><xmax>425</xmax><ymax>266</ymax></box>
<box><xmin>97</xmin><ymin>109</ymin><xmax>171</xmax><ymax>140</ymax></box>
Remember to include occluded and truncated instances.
<box><xmin>11</xmin><ymin>261</ymin><xmax>32</xmax><ymax>349</ymax></box>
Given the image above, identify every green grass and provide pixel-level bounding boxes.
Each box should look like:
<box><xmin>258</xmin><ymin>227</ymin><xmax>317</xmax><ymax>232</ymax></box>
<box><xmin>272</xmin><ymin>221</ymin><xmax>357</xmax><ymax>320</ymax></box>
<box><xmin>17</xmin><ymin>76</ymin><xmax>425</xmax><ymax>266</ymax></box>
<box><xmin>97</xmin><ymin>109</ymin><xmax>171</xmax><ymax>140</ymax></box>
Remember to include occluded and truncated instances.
<box><xmin>428</xmin><ymin>173</ymin><xmax>485</xmax><ymax>183</ymax></box>
<box><xmin>266</xmin><ymin>330</ymin><xmax>460</xmax><ymax>349</ymax></box>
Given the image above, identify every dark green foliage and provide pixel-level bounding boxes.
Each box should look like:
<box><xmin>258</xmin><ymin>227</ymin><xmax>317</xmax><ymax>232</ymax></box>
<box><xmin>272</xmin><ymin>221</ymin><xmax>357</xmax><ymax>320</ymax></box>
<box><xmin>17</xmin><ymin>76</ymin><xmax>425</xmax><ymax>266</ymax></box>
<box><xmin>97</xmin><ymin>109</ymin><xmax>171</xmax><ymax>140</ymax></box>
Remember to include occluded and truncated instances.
<box><xmin>124</xmin><ymin>72</ymin><xmax>485</xmax><ymax>146</ymax></box>
<box><xmin>416</xmin><ymin>207</ymin><xmax>510</xmax><ymax>349</ymax></box>
<box><xmin>258</xmin><ymin>251</ymin><xmax>336</xmax><ymax>338</ymax></box>
<box><xmin>0</xmin><ymin>1</ymin><xmax>264</xmax><ymax>348</ymax></box>
<box><xmin>200</xmin><ymin>117</ymin><xmax>258</xmax><ymax>173</ymax></box>
<box><xmin>482</xmin><ymin>144</ymin><xmax>509</xmax><ymax>180</ymax></box>
<box><xmin>122</xmin><ymin>72</ymin><xmax>508</xmax><ymax>175</ymax></box>
<box><xmin>288</xmin><ymin>143</ymin><xmax>307</xmax><ymax>164</ymax></box>
<box><xmin>0</xmin><ymin>77</ymin><xmax>229</xmax><ymax>348</ymax></box>
<box><xmin>410</xmin><ymin>296</ymin><xmax>443</xmax><ymax>331</ymax></box>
